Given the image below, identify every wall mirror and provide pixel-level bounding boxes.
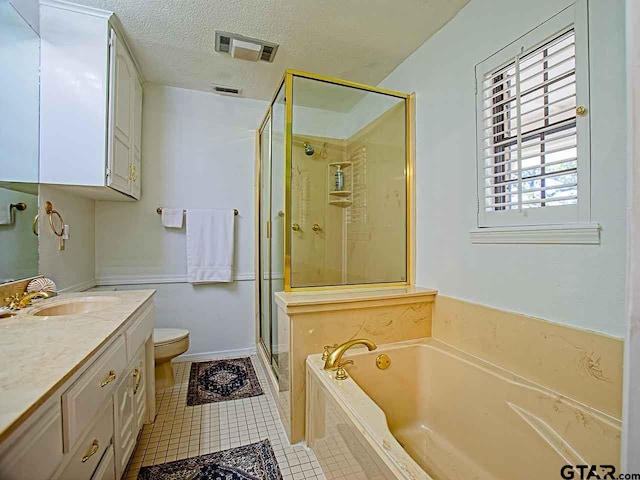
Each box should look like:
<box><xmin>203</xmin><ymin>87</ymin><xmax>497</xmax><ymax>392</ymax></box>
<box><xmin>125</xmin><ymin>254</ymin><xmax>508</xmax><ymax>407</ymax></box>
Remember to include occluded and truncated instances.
<box><xmin>0</xmin><ymin>0</ymin><xmax>40</xmax><ymax>283</ymax></box>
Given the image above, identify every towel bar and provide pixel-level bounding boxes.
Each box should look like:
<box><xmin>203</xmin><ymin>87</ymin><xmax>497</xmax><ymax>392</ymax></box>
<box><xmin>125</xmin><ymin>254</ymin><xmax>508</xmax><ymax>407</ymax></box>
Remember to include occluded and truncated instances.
<box><xmin>156</xmin><ymin>207</ymin><xmax>238</xmax><ymax>216</ymax></box>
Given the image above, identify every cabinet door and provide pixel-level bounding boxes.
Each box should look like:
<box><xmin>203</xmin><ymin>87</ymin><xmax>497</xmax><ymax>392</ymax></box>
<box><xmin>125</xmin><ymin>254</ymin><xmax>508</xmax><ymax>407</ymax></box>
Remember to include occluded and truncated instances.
<box><xmin>131</xmin><ymin>77</ymin><xmax>143</xmax><ymax>200</ymax></box>
<box><xmin>132</xmin><ymin>350</ymin><xmax>146</xmax><ymax>434</ymax></box>
<box><xmin>113</xmin><ymin>372</ymin><xmax>135</xmax><ymax>479</ymax></box>
<box><xmin>107</xmin><ymin>29</ymin><xmax>133</xmax><ymax>195</ymax></box>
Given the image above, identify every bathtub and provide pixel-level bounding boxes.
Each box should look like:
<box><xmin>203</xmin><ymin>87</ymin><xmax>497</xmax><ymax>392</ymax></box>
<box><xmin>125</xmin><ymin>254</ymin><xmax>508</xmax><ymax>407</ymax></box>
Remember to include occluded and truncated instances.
<box><xmin>305</xmin><ymin>338</ymin><xmax>621</xmax><ymax>480</ymax></box>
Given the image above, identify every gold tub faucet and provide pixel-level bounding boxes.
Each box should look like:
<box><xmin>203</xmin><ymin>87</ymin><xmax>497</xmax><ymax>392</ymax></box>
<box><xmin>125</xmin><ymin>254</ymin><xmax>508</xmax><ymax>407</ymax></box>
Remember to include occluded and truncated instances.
<box><xmin>323</xmin><ymin>339</ymin><xmax>377</xmax><ymax>371</ymax></box>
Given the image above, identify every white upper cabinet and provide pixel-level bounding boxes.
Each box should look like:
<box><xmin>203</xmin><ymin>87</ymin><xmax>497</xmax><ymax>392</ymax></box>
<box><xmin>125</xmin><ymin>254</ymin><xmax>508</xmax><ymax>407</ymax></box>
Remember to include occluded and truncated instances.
<box><xmin>132</xmin><ymin>76</ymin><xmax>143</xmax><ymax>199</ymax></box>
<box><xmin>40</xmin><ymin>1</ymin><xmax>143</xmax><ymax>200</ymax></box>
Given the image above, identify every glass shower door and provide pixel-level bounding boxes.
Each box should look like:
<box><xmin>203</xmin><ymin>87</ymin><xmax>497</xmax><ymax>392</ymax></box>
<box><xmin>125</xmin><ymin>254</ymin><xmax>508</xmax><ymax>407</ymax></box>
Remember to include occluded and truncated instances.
<box><xmin>270</xmin><ymin>85</ymin><xmax>286</xmax><ymax>373</ymax></box>
<box><xmin>259</xmin><ymin>115</ymin><xmax>272</xmax><ymax>361</ymax></box>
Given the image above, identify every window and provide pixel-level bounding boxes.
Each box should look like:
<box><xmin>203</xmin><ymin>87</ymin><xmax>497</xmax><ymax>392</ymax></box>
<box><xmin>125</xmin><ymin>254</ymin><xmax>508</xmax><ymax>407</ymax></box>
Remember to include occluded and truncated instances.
<box><xmin>475</xmin><ymin>0</ymin><xmax>591</xmax><ymax>230</ymax></box>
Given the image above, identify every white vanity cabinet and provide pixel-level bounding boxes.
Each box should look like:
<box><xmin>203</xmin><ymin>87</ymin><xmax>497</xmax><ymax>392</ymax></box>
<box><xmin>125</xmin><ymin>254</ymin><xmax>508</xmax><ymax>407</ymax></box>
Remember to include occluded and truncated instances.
<box><xmin>114</xmin><ymin>346</ymin><xmax>147</xmax><ymax>478</ymax></box>
<box><xmin>39</xmin><ymin>1</ymin><xmax>143</xmax><ymax>200</ymax></box>
<box><xmin>0</xmin><ymin>296</ymin><xmax>155</xmax><ymax>480</ymax></box>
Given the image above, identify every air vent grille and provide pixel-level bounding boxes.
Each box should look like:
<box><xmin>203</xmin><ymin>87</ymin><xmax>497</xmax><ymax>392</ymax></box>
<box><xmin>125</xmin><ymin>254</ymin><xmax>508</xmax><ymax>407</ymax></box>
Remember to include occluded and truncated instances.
<box><xmin>211</xmin><ymin>84</ymin><xmax>242</xmax><ymax>96</ymax></box>
<box><xmin>215</xmin><ymin>31</ymin><xmax>278</xmax><ymax>63</ymax></box>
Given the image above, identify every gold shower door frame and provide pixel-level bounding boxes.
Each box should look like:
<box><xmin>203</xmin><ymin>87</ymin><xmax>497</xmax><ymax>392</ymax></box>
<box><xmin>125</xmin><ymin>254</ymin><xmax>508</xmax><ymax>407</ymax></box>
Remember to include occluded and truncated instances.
<box><xmin>257</xmin><ymin>69</ymin><xmax>413</xmax><ymax>293</ymax></box>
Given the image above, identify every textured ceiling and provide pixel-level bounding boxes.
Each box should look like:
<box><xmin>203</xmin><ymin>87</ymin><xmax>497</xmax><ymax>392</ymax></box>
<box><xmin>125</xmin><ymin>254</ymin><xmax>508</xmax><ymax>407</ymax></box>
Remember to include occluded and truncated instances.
<box><xmin>71</xmin><ymin>0</ymin><xmax>470</xmax><ymax>102</ymax></box>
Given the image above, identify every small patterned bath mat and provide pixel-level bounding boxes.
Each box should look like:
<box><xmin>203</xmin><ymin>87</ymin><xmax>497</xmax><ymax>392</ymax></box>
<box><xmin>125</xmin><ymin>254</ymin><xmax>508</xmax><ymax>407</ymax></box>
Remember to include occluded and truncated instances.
<box><xmin>187</xmin><ymin>357</ymin><xmax>264</xmax><ymax>406</ymax></box>
<box><xmin>137</xmin><ymin>439</ymin><xmax>283</xmax><ymax>480</ymax></box>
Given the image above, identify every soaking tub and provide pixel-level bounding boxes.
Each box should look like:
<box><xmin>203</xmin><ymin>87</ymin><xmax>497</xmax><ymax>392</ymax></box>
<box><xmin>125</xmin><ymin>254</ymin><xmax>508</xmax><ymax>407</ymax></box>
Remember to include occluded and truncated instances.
<box><xmin>306</xmin><ymin>338</ymin><xmax>621</xmax><ymax>480</ymax></box>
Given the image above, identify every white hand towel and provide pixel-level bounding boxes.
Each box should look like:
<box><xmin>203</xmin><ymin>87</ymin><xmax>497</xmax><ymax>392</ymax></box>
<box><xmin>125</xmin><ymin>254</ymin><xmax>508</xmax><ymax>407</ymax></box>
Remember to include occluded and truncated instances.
<box><xmin>186</xmin><ymin>209</ymin><xmax>235</xmax><ymax>283</ymax></box>
<box><xmin>161</xmin><ymin>208</ymin><xmax>184</xmax><ymax>228</ymax></box>
<box><xmin>0</xmin><ymin>205</ymin><xmax>11</xmax><ymax>226</ymax></box>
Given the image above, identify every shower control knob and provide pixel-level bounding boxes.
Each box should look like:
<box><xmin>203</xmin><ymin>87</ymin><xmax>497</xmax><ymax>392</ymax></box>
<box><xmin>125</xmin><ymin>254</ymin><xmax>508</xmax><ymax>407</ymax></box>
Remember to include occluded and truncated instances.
<box><xmin>312</xmin><ymin>224</ymin><xmax>321</xmax><ymax>232</ymax></box>
<box><xmin>292</xmin><ymin>223</ymin><xmax>301</xmax><ymax>232</ymax></box>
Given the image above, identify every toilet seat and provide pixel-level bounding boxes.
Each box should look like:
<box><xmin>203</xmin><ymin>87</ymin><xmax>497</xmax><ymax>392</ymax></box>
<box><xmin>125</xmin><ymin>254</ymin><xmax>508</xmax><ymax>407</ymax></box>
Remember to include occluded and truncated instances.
<box><xmin>154</xmin><ymin>328</ymin><xmax>189</xmax><ymax>347</ymax></box>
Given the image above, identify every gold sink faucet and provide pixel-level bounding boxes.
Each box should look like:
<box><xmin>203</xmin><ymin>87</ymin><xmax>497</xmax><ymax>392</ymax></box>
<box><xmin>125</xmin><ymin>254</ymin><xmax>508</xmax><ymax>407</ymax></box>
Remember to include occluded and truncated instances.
<box><xmin>323</xmin><ymin>338</ymin><xmax>377</xmax><ymax>371</ymax></box>
<box><xmin>4</xmin><ymin>291</ymin><xmax>56</xmax><ymax>310</ymax></box>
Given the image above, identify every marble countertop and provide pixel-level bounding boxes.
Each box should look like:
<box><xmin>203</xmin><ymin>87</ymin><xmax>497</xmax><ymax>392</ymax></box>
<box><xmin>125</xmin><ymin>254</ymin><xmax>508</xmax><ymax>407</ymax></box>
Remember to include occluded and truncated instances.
<box><xmin>0</xmin><ymin>289</ymin><xmax>155</xmax><ymax>443</ymax></box>
<box><xmin>274</xmin><ymin>285</ymin><xmax>438</xmax><ymax>308</ymax></box>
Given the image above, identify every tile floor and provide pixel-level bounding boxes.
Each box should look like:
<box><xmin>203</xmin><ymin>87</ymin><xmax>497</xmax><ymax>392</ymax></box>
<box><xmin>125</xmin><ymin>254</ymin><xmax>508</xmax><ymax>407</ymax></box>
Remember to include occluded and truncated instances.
<box><xmin>124</xmin><ymin>356</ymin><xmax>326</xmax><ymax>480</ymax></box>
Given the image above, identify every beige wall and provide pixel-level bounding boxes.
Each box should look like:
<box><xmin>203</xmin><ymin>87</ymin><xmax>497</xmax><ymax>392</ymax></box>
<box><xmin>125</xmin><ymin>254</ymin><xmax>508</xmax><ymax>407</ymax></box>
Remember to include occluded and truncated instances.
<box><xmin>95</xmin><ymin>85</ymin><xmax>266</xmax><ymax>356</ymax></box>
<box><xmin>373</xmin><ymin>0</ymin><xmax>628</xmax><ymax>337</ymax></box>
<box><xmin>38</xmin><ymin>185</ymin><xmax>96</xmax><ymax>292</ymax></box>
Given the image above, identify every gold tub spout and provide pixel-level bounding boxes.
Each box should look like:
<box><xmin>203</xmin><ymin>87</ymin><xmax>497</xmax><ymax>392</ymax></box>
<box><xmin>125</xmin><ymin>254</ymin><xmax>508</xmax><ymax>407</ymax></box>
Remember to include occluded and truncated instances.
<box><xmin>324</xmin><ymin>339</ymin><xmax>377</xmax><ymax>370</ymax></box>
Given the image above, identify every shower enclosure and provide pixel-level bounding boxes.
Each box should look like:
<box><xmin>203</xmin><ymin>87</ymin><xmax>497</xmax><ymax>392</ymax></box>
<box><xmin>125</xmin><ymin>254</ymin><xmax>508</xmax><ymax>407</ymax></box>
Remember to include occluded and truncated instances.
<box><xmin>257</xmin><ymin>70</ymin><xmax>412</xmax><ymax>374</ymax></box>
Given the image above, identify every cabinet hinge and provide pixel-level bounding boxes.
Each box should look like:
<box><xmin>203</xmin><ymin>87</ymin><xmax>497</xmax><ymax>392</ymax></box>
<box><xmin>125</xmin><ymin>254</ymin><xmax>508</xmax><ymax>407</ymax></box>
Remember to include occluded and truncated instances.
<box><xmin>106</xmin><ymin>167</ymin><xmax>111</xmax><ymax>178</ymax></box>
<box><xmin>476</xmin><ymin>197</ymin><xmax>480</xmax><ymax>214</ymax></box>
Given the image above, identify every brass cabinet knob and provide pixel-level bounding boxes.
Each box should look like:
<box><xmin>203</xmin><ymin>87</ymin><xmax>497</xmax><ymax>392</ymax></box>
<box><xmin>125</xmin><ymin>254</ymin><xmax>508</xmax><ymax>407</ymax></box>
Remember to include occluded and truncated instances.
<box><xmin>133</xmin><ymin>368</ymin><xmax>142</xmax><ymax>395</ymax></box>
<box><xmin>576</xmin><ymin>106</ymin><xmax>587</xmax><ymax>116</ymax></box>
<box><xmin>100</xmin><ymin>370</ymin><xmax>117</xmax><ymax>387</ymax></box>
<box><xmin>312</xmin><ymin>223</ymin><xmax>321</xmax><ymax>232</ymax></box>
<box><xmin>292</xmin><ymin>223</ymin><xmax>300</xmax><ymax>232</ymax></box>
<box><xmin>81</xmin><ymin>439</ymin><xmax>99</xmax><ymax>463</ymax></box>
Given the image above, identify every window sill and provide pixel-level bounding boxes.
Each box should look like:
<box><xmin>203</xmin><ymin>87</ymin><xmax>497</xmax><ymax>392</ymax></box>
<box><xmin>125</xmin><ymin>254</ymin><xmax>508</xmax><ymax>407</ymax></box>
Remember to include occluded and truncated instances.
<box><xmin>470</xmin><ymin>223</ymin><xmax>601</xmax><ymax>245</ymax></box>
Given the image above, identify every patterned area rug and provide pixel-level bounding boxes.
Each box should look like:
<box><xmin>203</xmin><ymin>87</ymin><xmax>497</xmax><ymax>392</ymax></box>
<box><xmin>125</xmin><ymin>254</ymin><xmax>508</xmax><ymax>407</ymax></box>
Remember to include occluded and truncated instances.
<box><xmin>187</xmin><ymin>357</ymin><xmax>264</xmax><ymax>406</ymax></box>
<box><xmin>137</xmin><ymin>440</ymin><xmax>283</xmax><ymax>480</ymax></box>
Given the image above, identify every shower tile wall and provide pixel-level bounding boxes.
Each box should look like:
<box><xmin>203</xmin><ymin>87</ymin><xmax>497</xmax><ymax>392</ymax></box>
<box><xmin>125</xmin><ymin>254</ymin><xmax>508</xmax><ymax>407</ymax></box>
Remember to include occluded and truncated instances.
<box><xmin>290</xmin><ymin>135</ymin><xmax>345</xmax><ymax>287</ymax></box>
<box><xmin>290</xmin><ymin>103</ymin><xmax>407</xmax><ymax>288</ymax></box>
<box><xmin>346</xmin><ymin>102</ymin><xmax>407</xmax><ymax>284</ymax></box>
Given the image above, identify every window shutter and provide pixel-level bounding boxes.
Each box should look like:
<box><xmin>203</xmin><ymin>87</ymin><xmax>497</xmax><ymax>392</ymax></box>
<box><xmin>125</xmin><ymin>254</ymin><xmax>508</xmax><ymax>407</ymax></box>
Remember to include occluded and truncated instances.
<box><xmin>475</xmin><ymin>0</ymin><xmax>590</xmax><ymax>228</ymax></box>
<box><xmin>481</xmin><ymin>30</ymin><xmax>577</xmax><ymax>212</ymax></box>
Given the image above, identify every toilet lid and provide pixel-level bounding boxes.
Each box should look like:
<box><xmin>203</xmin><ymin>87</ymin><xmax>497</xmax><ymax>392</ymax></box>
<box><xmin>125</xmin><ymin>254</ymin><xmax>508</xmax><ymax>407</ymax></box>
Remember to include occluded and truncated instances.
<box><xmin>154</xmin><ymin>328</ymin><xmax>189</xmax><ymax>346</ymax></box>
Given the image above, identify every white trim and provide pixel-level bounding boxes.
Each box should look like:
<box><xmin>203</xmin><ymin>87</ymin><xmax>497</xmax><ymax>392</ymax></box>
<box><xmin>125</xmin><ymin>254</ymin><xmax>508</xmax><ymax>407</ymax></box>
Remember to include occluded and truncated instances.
<box><xmin>96</xmin><ymin>273</ymin><xmax>255</xmax><ymax>285</ymax></box>
<box><xmin>470</xmin><ymin>223</ymin><xmax>601</xmax><ymax>244</ymax></box>
<box><xmin>40</xmin><ymin>0</ymin><xmax>113</xmax><ymax>19</ymax></box>
<box><xmin>59</xmin><ymin>278</ymin><xmax>98</xmax><ymax>293</ymax></box>
<box><xmin>622</xmin><ymin>0</ymin><xmax>640</xmax><ymax>470</ymax></box>
<box><xmin>172</xmin><ymin>347</ymin><xmax>257</xmax><ymax>363</ymax></box>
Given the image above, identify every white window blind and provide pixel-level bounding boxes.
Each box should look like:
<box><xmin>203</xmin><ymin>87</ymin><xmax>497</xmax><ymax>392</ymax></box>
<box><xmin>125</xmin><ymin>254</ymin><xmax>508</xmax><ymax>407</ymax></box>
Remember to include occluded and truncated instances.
<box><xmin>475</xmin><ymin>0</ymin><xmax>590</xmax><ymax>228</ymax></box>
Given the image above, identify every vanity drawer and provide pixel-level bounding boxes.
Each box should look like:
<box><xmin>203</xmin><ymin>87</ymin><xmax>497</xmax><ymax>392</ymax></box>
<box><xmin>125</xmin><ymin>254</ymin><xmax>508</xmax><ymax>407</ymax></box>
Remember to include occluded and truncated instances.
<box><xmin>0</xmin><ymin>403</ymin><xmax>63</xmax><ymax>480</ymax></box>
<box><xmin>58</xmin><ymin>399</ymin><xmax>113</xmax><ymax>480</ymax></box>
<box><xmin>125</xmin><ymin>302</ymin><xmax>154</xmax><ymax>362</ymax></box>
<box><xmin>62</xmin><ymin>336</ymin><xmax>126</xmax><ymax>451</ymax></box>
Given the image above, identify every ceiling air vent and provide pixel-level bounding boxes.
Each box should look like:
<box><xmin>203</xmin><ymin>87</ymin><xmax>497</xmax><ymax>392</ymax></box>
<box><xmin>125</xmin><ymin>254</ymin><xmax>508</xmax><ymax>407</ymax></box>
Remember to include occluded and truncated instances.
<box><xmin>215</xmin><ymin>31</ymin><xmax>279</xmax><ymax>63</ymax></box>
<box><xmin>211</xmin><ymin>84</ymin><xmax>242</xmax><ymax>97</ymax></box>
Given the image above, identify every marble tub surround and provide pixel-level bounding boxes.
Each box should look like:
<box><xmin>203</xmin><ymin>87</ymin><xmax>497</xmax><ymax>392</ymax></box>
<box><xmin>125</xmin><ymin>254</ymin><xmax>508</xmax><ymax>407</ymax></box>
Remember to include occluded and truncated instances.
<box><xmin>0</xmin><ymin>289</ymin><xmax>155</xmax><ymax>443</ymax></box>
<box><xmin>432</xmin><ymin>295</ymin><xmax>624</xmax><ymax>419</ymax></box>
<box><xmin>306</xmin><ymin>338</ymin><xmax>621</xmax><ymax>480</ymax></box>
<box><xmin>270</xmin><ymin>286</ymin><xmax>437</xmax><ymax>444</ymax></box>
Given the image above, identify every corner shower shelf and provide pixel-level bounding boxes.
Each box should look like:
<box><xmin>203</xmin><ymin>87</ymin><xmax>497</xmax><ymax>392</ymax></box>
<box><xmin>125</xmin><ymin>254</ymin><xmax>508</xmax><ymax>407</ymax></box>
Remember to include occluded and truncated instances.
<box><xmin>329</xmin><ymin>190</ymin><xmax>351</xmax><ymax>197</ymax></box>
<box><xmin>329</xmin><ymin>199</ymin><xmax>352</xmax><ymax>207</ymax></box>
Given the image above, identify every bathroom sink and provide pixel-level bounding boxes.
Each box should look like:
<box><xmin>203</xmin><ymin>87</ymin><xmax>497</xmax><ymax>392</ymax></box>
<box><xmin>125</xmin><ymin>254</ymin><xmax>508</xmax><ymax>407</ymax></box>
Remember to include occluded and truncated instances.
<box><xmin>31</xmin><ymin>296</ymin><xmax>120</xmax><ymax>317</ymax></box>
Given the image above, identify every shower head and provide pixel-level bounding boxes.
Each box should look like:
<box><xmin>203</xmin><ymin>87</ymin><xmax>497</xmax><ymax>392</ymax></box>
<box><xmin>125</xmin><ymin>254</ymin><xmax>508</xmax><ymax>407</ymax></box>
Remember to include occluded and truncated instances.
<box><xmin>303</xmin><ymin>142</ymin><xmax>314</xmax><ymax>156</ymax></box>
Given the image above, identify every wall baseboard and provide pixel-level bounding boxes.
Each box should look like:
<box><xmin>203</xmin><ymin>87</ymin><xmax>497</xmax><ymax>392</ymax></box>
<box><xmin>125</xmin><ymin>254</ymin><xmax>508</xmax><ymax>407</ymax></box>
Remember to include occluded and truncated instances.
<box><xmin>96</xmin><ymin>273</ymin><xmax>255</xmax><ymax>286</ymax></box>
<box><xmin>59</xmin><ymin>278</ymin><xmax>98</xmax><ymax>293</ymax></box>
<box><xmin>173</xmin><ymin>346</ymin><xmax>257</xmax><ymax>363</ymax></box>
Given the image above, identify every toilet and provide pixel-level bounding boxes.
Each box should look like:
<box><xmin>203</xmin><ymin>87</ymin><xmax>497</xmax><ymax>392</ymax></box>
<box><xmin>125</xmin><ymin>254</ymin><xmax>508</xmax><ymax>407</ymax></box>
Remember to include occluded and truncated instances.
<box><xmin>153</xmin><ymin>328</ymin><xmax>190</xmax><ymax>390</ymax></box>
